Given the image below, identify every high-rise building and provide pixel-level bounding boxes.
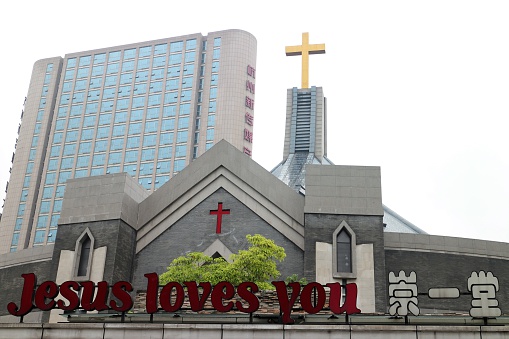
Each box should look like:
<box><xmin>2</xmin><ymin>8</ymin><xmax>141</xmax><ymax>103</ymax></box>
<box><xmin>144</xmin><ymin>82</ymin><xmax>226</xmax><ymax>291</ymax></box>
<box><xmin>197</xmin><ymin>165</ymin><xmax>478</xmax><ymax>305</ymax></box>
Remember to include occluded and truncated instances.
<box><xmin>0</xmin><ymin>29</ymin><xmax>257</xmax><ymax>254</ymax></box>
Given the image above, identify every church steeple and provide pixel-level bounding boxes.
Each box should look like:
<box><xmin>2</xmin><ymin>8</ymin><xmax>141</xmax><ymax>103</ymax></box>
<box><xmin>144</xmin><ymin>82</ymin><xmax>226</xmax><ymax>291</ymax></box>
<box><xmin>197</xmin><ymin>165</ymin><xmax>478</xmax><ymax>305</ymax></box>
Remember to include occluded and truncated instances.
<box><xmin>272</xmin><ymin>33</ymin><xmax>333</xmax><ymax>193</ymax></box>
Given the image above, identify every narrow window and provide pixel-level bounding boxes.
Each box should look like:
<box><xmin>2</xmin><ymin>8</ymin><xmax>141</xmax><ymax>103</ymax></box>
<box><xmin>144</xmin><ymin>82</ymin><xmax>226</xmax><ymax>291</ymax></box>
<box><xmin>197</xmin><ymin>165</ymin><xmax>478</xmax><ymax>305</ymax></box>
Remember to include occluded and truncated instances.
<box><xmin>336</xmin><ymin>229</ymin><xmax>352</xmax><ymax>273</ymax></box>
<box><xmin>77</xmin><ymin>236</ymin><xmax>91</xmax><ymax>276</ymax></box>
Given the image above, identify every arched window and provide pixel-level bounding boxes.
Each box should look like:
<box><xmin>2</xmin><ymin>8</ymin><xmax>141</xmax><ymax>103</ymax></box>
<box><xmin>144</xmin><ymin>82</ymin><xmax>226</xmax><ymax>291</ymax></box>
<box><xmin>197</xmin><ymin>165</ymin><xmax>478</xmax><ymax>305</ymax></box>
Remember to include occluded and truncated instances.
<box><xmin>73</xmin><ymin>228</ymin><xmax>95</xmax><ymax>279</ymax></box>
<box><xmin>332</xmin><ymin>221</ymin><xmax>356</xmax><ymax>278</ymax></box>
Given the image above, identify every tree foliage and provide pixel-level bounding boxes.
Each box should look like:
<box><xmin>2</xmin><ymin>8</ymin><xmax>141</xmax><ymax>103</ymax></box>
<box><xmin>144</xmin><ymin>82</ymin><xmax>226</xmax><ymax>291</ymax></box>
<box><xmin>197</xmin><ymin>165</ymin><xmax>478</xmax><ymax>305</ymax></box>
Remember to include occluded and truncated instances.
<box><xmin>159</xmin><ymin>234</ymin><xmax>286</xmax><ymax>289</ymax></box>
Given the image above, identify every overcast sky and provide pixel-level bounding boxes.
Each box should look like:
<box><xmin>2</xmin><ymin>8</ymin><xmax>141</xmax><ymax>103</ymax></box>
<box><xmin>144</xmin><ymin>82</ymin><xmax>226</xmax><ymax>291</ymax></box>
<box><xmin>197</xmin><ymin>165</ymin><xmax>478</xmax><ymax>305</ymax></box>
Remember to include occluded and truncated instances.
<box><xmin>1</xmin><ymin>0</ymin><xmax>508</xmax><ymax>243</ymax></box>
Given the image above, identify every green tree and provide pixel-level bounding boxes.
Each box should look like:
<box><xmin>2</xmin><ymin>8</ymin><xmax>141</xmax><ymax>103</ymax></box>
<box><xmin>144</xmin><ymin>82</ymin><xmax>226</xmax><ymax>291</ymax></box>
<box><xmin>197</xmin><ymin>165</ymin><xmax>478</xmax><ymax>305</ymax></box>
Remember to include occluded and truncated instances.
<box><xmin>159</xmin><ymin>234</ymin><xmax>286</xmax><ymax>289</ymax></box>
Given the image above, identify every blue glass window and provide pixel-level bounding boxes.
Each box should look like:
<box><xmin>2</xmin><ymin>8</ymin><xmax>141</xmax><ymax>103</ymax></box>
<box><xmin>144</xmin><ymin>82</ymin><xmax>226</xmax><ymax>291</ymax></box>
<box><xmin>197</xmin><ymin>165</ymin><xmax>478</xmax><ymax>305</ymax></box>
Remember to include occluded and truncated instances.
<box><xmin>63</xmin><ymin>143</ymin><xmax>76</xmax><ymax>156</ymax></box>
<box><xmin>40</xmin><ymin>201</ymin><xmax>51</xmax><ymax>214</ymax></box>
<box><xmin>111</xmin><ymin>138</ymin><xmax>124</xmax><ymax>150</ymax></box>
<box><xmin>164</xmin><ymin>92</ymin><xmax>178</xmax><ymax>104</ymax></box>
<box><xmin>115</xmin><ymin>111</ymin><xmax>128</xmax><ymax>123</ymax></box>
<box><xmin>154</xmin><ymin>43</ymin><xmax>167</xmax><ymax>55</ymax></box>
<box><xmin>60</xmin><ymin>158</ymin><xmax>74</xmax><ymax>170</ymax></box>
<box><xmin>91</xmin><ymin>168</ymin><xmax>104</xmax><ymax>176</ymax></box>
<box><xmin>88</xmin><ymin>89</ymin><xmax>101</xmax><ymax>101</ymax></box>
<box><xmin>55</xmin><ymin>185</ymin><xmax>65</xmax><ymax>198</ymax></box>
<box><xmin>173</xmin><ymin>159</ymin><xmax>185</xmax><ymax>172</ymax></box>
<box><xmin>124</xmin><ymin>150</ymin><xmax>138</xmax><ymax>163</ymax></box>
<box><xmin>139</xmin><ymin>46</ymin><xmax>152</xmax><ymax>58</ymax></box>
<box><xmin>103</xmin><ymin>87</ymin><xmax>116</xmax><ymax>100</ymax></box>
<box><xmin>34</xmin><ymin>231</ymin><xmax>46</xmax><ymax>244</ymax></box>
<box><xmin>148</xmin><ymin>94</ymin><xmax>161</xmax><ymax>106</ymax></box>
<box><xmin>166</xmin><ymin>79</ymin><xmax>179</xmax><ymax>91</ymax></box>
<box><xmin>143</xmin><ymin>134</ymin><xmax>157</xmax><ymax>147</ymax></box>
<box><xmin>162</xmin><ymin>119</ymin><xmax>175</xmax><ymax>131</ymax></box>
<box><xmin>109</xmin><ymin>51</ymin><xmax>121</xmax><ymax>62</ymax></box>
<box><xmin>183</xmin><ymin>64</ymin><xmax>194</xmax><ymax>76</ymax></box>
<box><xmin>170</xmin><ymin>40</ymin><xmax>183</xmax><ymax>52</ymax></box>
<box><xmin>124</xmin><ymin>164</ymin><xmax>137</xmax><ymax>175</ymax></box>
<box><xmin>92</xmin><ymin>65</ymin><xmax>104</xmax><ymax>76</ymax></box>
<box><xmin>214</xmin><ymin>37</ymin><xmax>221</xmax><ymax>47</ymax></box>
<box><xmin>77</xmin><ymin>68</ymin><xmax>89</xmax><ymax>79</ymax></box>
<box><xmin>76</xmin><ymin>155</ymin><xmax>89</xmax><ymax>168</ymax></box>
<box><xmin>34</xmin><ymin>123</ymin><xmax>42</xmax><ymax>135</ymax></box>
<box><xmin>139</xmin><ymin>163</ymin><xmax>154</xmax><ymax>175</ymax></box>
<box><xmin>167</xmin><ymin>66</ymin><xmax>180</xmax><ymax>77</ymax></box>
<box><xmin>47</xmin><ymin>230</ymin><xmax>57</xmax><ymax>243</ymax></box>
<box><xmin>15</xmin><ymin>218</ymin><xmax>23</xmax><ymax>231</ymax></box>
<box><xmin>134</xmin><ymin>83</ymin><xmax>147</xmax><ymax>95</ymax></box>
<box><xmin>64</xmin><ymin>70</ymin><xmax>74</xmax><ymax>80</ymax></box>
<box><xmin>177</xmin><ymin>131</ymin><xmax>188</xmax><ymax>143</ymax></box>
<box><xmin>206</xmin><ymin>128</ymin><xmax>214</xmax><ymax>141</ymax></box>
<box><xmin>53</xmin><ymin>200</ymin><xmax>63</xmax><ymax>213</ymax></box>
<box><xmin>107</xmin><ymin>166</ymin><xmax>120</xmax><ymax>174</ymax></box>
<box><xmin>130</xmin><ymin>109</ymin><xmax>143</xmax><ymax>121</ymax></box>
<box><xmin>90</xmin><ymin>77</ymin><xmax>103</xmax><ymax>88</ymax></box>
<box><xmin>158</xmin><ymin>146</ymin><xmax>172</xmax><ymax>159</ymax></box>
<box><xmin>182</xmin><ymin>77</ymin><xmax>193</xmax><ymax>89</ymax></box>
<box><xmin>68</xmin><ymin>117</ymin><xmax>81</xmax><ymax>129</ymax></box>
<box><xmin>45</xmin><ymin>173</ymin><xmax>56</xmax><ymax>185</ymax></box>
<box><xmin>44</xmin><ymin>74</ymin><xmax>52</xmax><ymax>84</ymax></box>
<box><xmin>55</xmin><ymin>119</ymin><xmax>65</xmax><ymax>131</ymax></box>
<box><xmin>50</xmin><ymin>215</ymin><xmax>60</xmax><ymax>227</ymax></box>
<box><xmin>208</xmin><ymin>114</ymin><xmax>215</xmax><ymax>127</ymax></box>
<box><xmin>26</xmin><ymin>162</ymin><xmax>34</xmax><ymax>174</ymax></box>
<box><xmin>108</xmin><ymin>152</ymin><xmax>122</xmax><ymax>165</ymax></box>
<box><xmin>53</xmin><ymin>132</ymin><xmax>63</xmax><ymax>144</ymax></box>
<box><xmin>147</xmin><ymin>107</ymin><xmax>159</xmax><ymax>119</ymax></box>
<box><xmin>160</xmin><ymin>132</ymin><xmax>173</xmax><ymax>145</ymax></box>
<box><xmin>94</xmin><ymin>53</ymin><xmax>106</xmax><ymax>64</ymax></box>
<box><xmin>169</xmin><ymin>53</ymin><xmax>182</xmax><ymax>65</ymax></box>
<box><xmin>82</xmin><ymin>103</ymin><xmax>96</xmax><ymax>115</ymax></box>
<box><xmin>120</xmin><ymin>73</ymin><xmax>133</xmax><ymax>84</ymax></box>
<box><xmin>145</xmin><ymin>120</ymin><xmax>159</xmax><ymax>133</ymax></box>
<box><xmin>116</xmin><ymin>98</ymin><xmax>129</xmax><ymax>110</ymax></box>
<box><xmin>119</xmin><ymin>85</ymin><xmax>131</xmax><ymax>97</ymax></box>
<box><xmin>112</xmin><ymin>124</ymin><xmax>126</xmax><ymax>137</ymax></box>
<box><xmin>101</xmin><ymin>100</ymin><xmax>114</xmax><ymax>112</ymax></box>
<box><xmin>60</xmin><ymin>94</ymin><xmax>70</xmax><ymax>105</ymax></box>
<box><xmin>79</xmin><ymin>55</ymin><xmax>91</xmax><ymax>67</ymax></box>
<box><xmin>124</xmin><ymin>48</ymin><xmax>136</xmax><ymax>60</ymax></box>
<box><xmin>185</xmin><ymin>51</ymin><xmax>196</xmax><ymax>63</ymax></box>
<box><xmin>66</xmin><ymin>130</ymin><xmax>79</xmax><ymax>142</ymax></box>
<box><xmin>209</xmin><ymin>101</ymin><xmax>216</xmax><ymax>113</ymax></box>
<box><xmin>177</xmin><ymin>117</ymin><xmax>189</xmax><ymax>129</ymax></box>
<box><xmin>81</xmin><ymin>128</ymin><xmax>94</xmax><ymax>141</ymax></box>
<box><xmin>37</xmin><ymin>110</ymin><xmax>45</xmax><ymax>121</ymax></box>
<box><xmin>94</xmin><ymin>140</ymin><xmax>108</xmax><ymax>152</ymax></box>
<box><xmin>58</xmin><ymin>171</ymin><xmax>72</xmax><ymax>184</ymax></box>
<box><xmin>105</xmin><ymin>75</ymin><xmax>117</xmax><ymax>87</ymax></box>
<box><xmin>155</xmin><ymin>176</ymin><xmax>169</xmax><ymax>188</ymax></box>
<box><xmin>186</xmin><ymin>39</ymin><xmax>197</xmax><ymax>50</ymax></box>
<box><xmin>67</xmin><ymin>58</ymin><xmax>76</xmax><ymax>68</ymax></box>
<box><xmin>132</xmin><ymin>96</ymin><xmax>145</xmax><ymax>108</ymax></box>
<box><xmin>63</xmin><ymin>81</ymin><xmax>72</xmax><ymax>93</ymax></box>
<box><xmin>37</xmin><ymin>215</ymin><xmax>48</xmax><ymax>229</ymax></box>
<box><xmin>83</xmin><ymin>115</ymin><xmax>96</xmax><ymax>127</ymax></box>
<box><xmin>211</xmin><ymin>74</ymin><xmax>218</xmax><ymax>86</ymax></box>
<box><xmin>39</xmin><ymin>98</ymin><xmax>46</xmax><ymax>109</ymax></box>
<box><xmin>122</xmin><ymin>60</ymin><xmax>135</xmax><ymax>72</ymax></box>
<box><xmin>99</xmin><ymin>113</ymin><xmax>112</xmax><ymax>125</ymax></box>
<box><xmin>135</xmin><ymin>70</ymin><xmax>149</xmax><ymax>82</ymax></box>
<box><xmin>152</xmin><ymin>68</ymin><xmax>165</xmax><ymax>80</ymax></box>
<box><xmin>92</xmin><ymin>154</ymin><xmax>106</xmax><ymax>166</ymax></box>
<box><xmin>179</xmin><ymin>103</ymin><xmax>190</xmax><ymax>116</ymax></box>
<box><xmin>58</xmin><ymin>106</ymin><xmax>68</xmax><ymax>118</ymax></box>
<box><xmin>126</xmin><ymin>136</ymin><xmax>140</xmax><ymax>149</ymax></box>
<box><xmin>75</xmin><ymin>169</ymin><xmax>88</xmax><ymax>178</ymax></box>
<box><xmin>212</xmin><ymin>61</ymin><xmax>219</xmax><ymax>72</ymax></box>
<box><xmin>150</xmin><ymin>81</ymin><xmax>163</xmax><ymax>93</ymax></box>
<box><xmin>153</xmin><ymin>56</ymin><xmax>166</xmax><ymax>68</ymax></box>
<box><xmin>175</xmin><ymin>145</ymin><xmax>186</xmax><ymax>157</ymax></box>
<box><xmin>156</xmin><ymin>161</ymin><xmax>171</xmax><ymax>174</ymax></box>
<box><xmin>48</xmin><ymin>159</ymin><xmax>58</xmax><ymax>171</ymax></box>
<box><xmin>181</xmin><ymin>90</ymin><xmax>192</xmax><ymax>102</ymax></box>
<box><xmin>66</xmin><ymin>101</ymin><xmax>78</xmax><ymax>115</ymax></box>
<box><xmin>210</xmin><ymin>87</ymin><xmax>217</xmax><ymax>99</ymax></box>
<box><xmin>138</xmin><ymin>177</ymin><xmax>152</xmax><ymax>189</ymax></box>
<box><xmin>212</xmin><ymin>49</ymin><xmax>220</xmax><ymax>60</ymax></box>
<box><xmin>79</xmin><ymin>142</ymin><xmax>92</xmax><ymax>154</ymax></box>
<box><xmin>137</xmin><ymin>58</ymin><xmax>150</xmax><ymax>70</ymax></box>
<box><xmin>31</xmin><ymin>136</ymin><xmax>39</xmax><ymax>147</ymax></box>
<box><xmin>163</xmin><ymin>105</ymin><xmax>176</xmax><ymax>117</ymax></box>
<box><xmin>42</xmin><ymin>187</ymin><xmax>54</xmax><ymax>199</ymax></box>
<box><xmin>141</xmin><ymin>148</ymin><xmax>156</xmax><ymax>161</ymax></box>
<box><xmin>97</xmin><ymin>126</ymin><xmax>110</xmax><ymax>138</ymax></box>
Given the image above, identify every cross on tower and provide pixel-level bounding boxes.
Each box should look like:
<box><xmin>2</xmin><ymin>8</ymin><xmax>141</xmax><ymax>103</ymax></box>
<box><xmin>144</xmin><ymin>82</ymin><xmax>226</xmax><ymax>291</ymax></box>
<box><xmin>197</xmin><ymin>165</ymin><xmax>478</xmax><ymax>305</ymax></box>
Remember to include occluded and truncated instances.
<box><xmin>285</xmin><ymin>32</ymin><xmax>326</xmax><ymax>89</ymax></box>
<box><xmin>210</xmin><ymin>202</ymin><xmax>230</xmax><ymax>234</ymax></box>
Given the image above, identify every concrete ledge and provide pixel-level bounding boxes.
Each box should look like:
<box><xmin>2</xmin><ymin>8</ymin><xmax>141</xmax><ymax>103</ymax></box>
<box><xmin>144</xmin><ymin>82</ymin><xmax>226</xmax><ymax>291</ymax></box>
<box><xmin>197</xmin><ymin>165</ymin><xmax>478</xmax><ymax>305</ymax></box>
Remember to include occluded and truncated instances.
<box><xmin>0</xmin><ymin>245</ymin><xmax>54</xmax><ymax>269</ymax></box>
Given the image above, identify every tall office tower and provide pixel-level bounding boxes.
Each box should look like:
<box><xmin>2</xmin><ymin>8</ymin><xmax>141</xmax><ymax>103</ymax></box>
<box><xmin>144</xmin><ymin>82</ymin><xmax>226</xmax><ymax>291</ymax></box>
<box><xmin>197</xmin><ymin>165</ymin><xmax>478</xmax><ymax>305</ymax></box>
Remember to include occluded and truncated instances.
<box><xmin>0</xmin><ymin>29</ymin><xmax>257</xmax><ymax>254</ymax></box>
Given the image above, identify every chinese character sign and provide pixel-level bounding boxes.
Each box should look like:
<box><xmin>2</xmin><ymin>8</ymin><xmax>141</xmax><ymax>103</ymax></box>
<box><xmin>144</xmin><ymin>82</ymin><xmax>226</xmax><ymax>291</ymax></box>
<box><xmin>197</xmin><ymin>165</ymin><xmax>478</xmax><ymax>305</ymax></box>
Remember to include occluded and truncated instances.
<box><xmin>388</xmin><ymin>271</ymin><xmax>419</xmax><ymax>316</ymax></box>
<box><xmin>468</xmin><ymin>271</ymin><xmax>501</xmax><ymax>318</ymax></box>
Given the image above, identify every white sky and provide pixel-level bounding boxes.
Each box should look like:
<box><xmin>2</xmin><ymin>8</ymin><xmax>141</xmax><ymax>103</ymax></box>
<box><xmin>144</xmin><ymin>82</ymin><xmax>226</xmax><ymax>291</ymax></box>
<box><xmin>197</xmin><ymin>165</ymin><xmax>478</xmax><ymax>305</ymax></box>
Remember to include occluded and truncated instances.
<box><xmin>1</xmin><ymin>0</ymin><xmax>508</xmax><ymax>243</ymax></box>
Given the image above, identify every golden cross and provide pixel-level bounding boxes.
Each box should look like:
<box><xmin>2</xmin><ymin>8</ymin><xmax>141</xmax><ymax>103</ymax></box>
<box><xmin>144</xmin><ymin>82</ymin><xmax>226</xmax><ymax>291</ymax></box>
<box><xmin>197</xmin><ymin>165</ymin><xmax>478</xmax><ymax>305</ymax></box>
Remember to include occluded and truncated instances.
<box><xmin>285</xmin><ymin>32</ymin><xmax>326</xmax><ymax>89</ymax></box>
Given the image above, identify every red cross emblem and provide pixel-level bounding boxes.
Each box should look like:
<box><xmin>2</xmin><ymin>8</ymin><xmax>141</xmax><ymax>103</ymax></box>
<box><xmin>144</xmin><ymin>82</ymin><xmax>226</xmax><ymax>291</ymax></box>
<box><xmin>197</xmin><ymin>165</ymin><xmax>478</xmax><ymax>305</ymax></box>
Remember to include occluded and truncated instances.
<box><xmin>210</xmin><ymin>202</ymin><xmax>230</xmax><ymax>234</ymax></box>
